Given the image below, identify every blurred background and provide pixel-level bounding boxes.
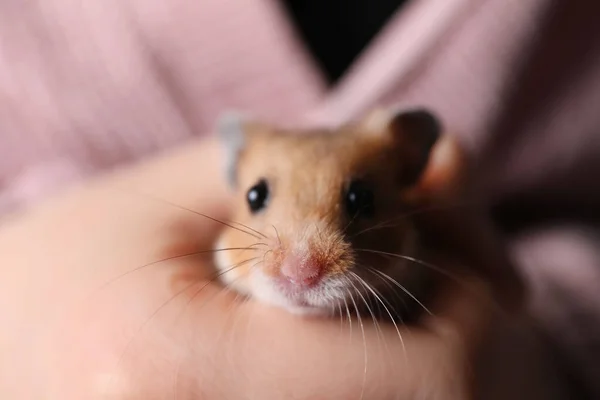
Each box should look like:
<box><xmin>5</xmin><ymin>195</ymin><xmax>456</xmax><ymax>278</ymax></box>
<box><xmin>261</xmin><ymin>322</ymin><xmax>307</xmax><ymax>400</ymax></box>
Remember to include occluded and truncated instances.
<box><xmin>1</xmin><ymin>0</ymin><xmax>599</xmax><ymax>221</ymax></box>
<box><xmin>0</xmin><ymin>0</ymin><xmax>599</xmax><ymax>397</ymax></box>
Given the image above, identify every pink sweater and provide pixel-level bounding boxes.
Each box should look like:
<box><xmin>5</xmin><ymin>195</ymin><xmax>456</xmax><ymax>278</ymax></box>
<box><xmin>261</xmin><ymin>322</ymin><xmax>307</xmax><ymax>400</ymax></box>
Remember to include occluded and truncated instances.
<box><xmin>1</xmin><ymin>0</ymin><xmax>599</xmax><ymax>395</ymax></box>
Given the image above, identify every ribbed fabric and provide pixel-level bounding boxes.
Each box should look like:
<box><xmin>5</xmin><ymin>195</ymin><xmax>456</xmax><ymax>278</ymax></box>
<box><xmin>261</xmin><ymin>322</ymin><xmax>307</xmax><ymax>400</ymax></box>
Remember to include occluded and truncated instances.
<box><xmin>3</xmin><ymin>0</ymin><xmax>600</xmax><ymax>214</ymax></box>
<box><xmin>0</xmin><ymin>0</ymin><xmax>325</xmax><ymax>212</ymax></box>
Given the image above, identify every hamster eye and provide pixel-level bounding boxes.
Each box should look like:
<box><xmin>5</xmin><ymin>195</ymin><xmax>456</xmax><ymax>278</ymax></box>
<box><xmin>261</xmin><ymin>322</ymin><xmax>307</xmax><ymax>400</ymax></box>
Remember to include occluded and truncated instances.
<box><xmin>247</xmin><ymin>179</ymin><xmax>269</xmax><ymax>213</ymax></box>
<box><xmin>345</xmin><ymin>180</ymin><xmax>375</xmax><ymax>218</ymax></box>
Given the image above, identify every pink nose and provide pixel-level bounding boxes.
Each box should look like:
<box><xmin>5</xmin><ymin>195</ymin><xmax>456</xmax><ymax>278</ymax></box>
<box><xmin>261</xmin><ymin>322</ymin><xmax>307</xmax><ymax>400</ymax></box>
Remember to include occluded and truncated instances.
<box><xmin>280</xmin><ymin>254</ymin><xmax>322</xmax><ymax>287</ymax></box>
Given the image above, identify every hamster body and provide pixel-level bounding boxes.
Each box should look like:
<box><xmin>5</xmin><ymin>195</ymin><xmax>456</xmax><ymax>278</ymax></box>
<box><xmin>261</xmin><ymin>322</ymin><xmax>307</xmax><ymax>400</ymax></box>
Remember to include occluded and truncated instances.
<box><xmin>213</xmin><ymin>109</ymin><xmax>456</xmax><ymax>317</ymax></box>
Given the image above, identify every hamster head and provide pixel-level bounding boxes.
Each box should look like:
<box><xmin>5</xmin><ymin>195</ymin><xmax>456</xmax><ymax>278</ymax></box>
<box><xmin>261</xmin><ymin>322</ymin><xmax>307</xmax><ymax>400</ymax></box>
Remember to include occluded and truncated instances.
<box><xmin>214</xmin><ymin>109</ymin><xmax>447</xmax><ymax>315</ymax></box>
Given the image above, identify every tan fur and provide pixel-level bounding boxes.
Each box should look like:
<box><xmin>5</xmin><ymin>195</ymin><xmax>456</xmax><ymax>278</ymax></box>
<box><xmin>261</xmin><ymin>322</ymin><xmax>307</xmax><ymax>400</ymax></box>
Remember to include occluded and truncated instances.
<box><xmin>218</xmin><ymin>121</ymin><xmax>414</xmax><ymax>291</ymax></box>
<box><xmin>212</xmin><ymin>109</ymin><xmax>506</xmax><ymax>314</ymax></box>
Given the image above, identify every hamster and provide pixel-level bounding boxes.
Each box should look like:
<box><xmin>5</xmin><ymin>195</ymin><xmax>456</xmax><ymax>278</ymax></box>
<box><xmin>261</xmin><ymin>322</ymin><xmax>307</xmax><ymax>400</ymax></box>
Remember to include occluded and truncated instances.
<box><xmin>212</xmin><ymin>108</ymin><xmax>512</xmax><ymax>318</ymax></box>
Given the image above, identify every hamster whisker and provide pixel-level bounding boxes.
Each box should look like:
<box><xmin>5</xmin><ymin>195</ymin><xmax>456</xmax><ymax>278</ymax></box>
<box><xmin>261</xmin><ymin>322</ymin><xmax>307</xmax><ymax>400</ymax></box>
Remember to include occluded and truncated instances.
<box><xmin>173</xmin><ymin>283</ymin><xmax>255</xmax><ymax>400</ymax></box>
<box><xmin>177</xmin><ymin>257</ymin><xmax>262</xmax><ymax>318</ymax></box>
<box><xmin>109</xmin><ymin>278</ymin><xmax>205</xmax><ymax>390</ymax></box>
<box><xmin>262</xmin><ymin>249</ymin><xmax>273</xmax><ymax>265</ymax></box>
<box><xmin>174</xmin><ymin>258</ymin><xmax>265</xmax><ymax>356</ymax></box>
<box><xmin>113</xmin><ymin>186</ymin><xmax>267</xmax><ymax>240</ymax></box>
<box><xmin>342</xmin><ymin>210</ymin><xmax>361</xmax><ymax>234</ymax></box>
<box><xmin>367</xmin><ymin>278</ymin><xmax>406</xmax><ymax>325</ymax></box>
<box><xmin>336</xmin><ymin>302</ymin><xmax>344</xmax><ymax>336</ymax></box>
<box><xmin>350</xmin><ymin>201</ymin><xmax>480</xmax><ymax>239</ymax></box>
<box><xmin>350</xmin><ymin>219</ymin><xmax>405</xmax><ymax>239</ymax></box>
<box><xmin>366</xmin><ymin>267</ymin><xmax>432</xmax><ymax>316</ymax></box>
<box><xmin>355</xmin><ymin>248</ymin><xmax>468</xmax><ymax>299</ymax></box>
<box><xmin>111</xmin><ymin>256</ymin><xmax>261</xmax><ymax>391</ymax></box>
<box><xmin>271</xmin><ymin>225</ymin><xmax>282</xmax><ymax>247</ymax></box>
<box><xmin>184</xmin><ymin>211</ymin><xmax>265</xmax><ymax>240</ymax></box>
<box><xmin>227</xmin><ymin>221</ymin><xmax>269</xmax><ymax>239</ymax></box>
<box><xmin>349</xmin><ymin>271</ymin><xmax>406</xmax><ymax>356</ymax></box>
<box><xmin>185</xmin><ymin>260</ymin><xmax>262</xmax><ymax>339</ymax></box>
<box><xmin>368</xmin><ymin>256</ymin><xmax>507</xmax><ymax>319</ymax></box>
<box><xmin>347</xmin><ymin>289</ymin><xmax>368</xmax><ymax>400</ymax></box>
<box><xmin>365</xmin><ymin>267</ymin><xmax>409</xmax><ymax>316</ymax></box>
<box><xmin>347</xmin><ymin>275</ymin><xmax>389</xmax><ymax>356</ymax></box>
<box><xmin>166</xmin><ymin>257</ymin><xmax>265</xmax><ymax>367</ymax></box>
<box><xmin>343</xmin><ymin>295</ymin><xmax>353</xmax><ymax>341</ymax></box>
<box><xmin>92</xmin><ymin>245</ymin><xmax>266</xmax><ymax>295</ymax></box>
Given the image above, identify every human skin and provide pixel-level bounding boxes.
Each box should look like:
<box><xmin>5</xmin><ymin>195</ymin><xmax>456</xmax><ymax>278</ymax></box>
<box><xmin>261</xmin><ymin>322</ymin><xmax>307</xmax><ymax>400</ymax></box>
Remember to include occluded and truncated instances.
<box><xmin>0</xmin><ymin>136</ymin><xmax>510</xmax><ymax>399</ymax></box>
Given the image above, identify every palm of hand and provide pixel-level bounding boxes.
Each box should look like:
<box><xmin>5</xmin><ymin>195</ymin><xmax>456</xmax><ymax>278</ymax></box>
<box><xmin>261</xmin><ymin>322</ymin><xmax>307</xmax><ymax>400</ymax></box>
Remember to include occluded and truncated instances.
<box><xmin>0</xmin><ymin>139</ymin><xmax>493</xmax><ymax>399</ymax></box>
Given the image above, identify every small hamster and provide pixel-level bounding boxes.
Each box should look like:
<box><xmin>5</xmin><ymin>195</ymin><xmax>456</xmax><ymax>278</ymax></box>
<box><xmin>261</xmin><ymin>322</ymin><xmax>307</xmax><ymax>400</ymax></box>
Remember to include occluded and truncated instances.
<box><xmin>212</xmin><ymin>108</ymin><xmax>499</xmax><ymax>317</ymax></box>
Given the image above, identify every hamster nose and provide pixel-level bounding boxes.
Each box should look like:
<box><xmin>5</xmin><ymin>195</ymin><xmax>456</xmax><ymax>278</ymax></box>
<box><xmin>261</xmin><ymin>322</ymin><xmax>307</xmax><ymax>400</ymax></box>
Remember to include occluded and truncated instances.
<box><xmin>281</xmin><ymin>254</ymin><xmax>322</xmax><ymax>287</ymax></box>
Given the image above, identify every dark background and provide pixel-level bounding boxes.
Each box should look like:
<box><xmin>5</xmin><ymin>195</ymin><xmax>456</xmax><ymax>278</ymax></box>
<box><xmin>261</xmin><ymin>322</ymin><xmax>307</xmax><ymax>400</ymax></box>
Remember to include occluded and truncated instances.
<box><xmin>281</xmin><ymin>0</ymin><xmax>409</xmax><ymax>84</ymax></box>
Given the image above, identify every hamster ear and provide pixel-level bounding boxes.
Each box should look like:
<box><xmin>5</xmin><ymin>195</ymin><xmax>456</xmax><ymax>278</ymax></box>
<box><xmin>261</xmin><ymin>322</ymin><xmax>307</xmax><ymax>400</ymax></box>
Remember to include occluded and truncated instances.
<box><xmin>216</xmin><ymin>111</ymin><xmax>249</xmax><ymax>188</ymax></box>
<box><xmin>389</xmin><ymin>108</ymin><xmax>442</xmax><ymax>187</ymax></box>
<box><xmin>390</xmin><ymin>112</ymin><xmax>526</xmax><ymax>312</ymax></box>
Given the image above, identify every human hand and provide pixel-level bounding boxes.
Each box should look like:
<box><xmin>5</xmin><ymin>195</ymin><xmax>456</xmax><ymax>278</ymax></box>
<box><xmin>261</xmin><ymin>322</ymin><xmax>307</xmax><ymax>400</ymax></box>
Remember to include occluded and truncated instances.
<box><xmin>0</xmin><ymin>137</ymin><xmax>510</xmax><ymax>399</ymax></box>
